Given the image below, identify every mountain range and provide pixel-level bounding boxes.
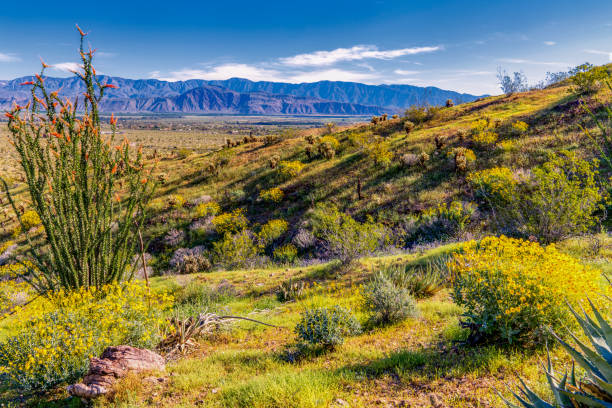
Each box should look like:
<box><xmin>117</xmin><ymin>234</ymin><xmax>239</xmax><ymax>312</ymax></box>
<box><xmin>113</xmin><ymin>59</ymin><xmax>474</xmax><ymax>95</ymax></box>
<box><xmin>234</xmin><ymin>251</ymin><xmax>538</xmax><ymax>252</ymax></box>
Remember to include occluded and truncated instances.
<box><xmin>0</xmin><ymin>76</ymin><xmax>484</xmax><ymax>115</ymax></box>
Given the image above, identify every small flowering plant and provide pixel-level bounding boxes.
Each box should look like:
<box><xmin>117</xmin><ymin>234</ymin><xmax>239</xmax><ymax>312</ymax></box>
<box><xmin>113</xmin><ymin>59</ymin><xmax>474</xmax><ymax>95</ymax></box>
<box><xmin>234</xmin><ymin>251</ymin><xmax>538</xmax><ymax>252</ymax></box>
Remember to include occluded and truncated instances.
<box><xmin>450</xmin><ymin>235</ymin><xmax>607</xmax><ymax>345</ymax></box>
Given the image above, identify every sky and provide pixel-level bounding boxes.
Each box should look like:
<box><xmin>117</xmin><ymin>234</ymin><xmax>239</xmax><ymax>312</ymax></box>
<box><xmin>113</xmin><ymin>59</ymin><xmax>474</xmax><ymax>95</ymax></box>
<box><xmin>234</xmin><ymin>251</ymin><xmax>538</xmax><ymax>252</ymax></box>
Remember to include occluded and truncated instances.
<box><xmin>1</xmin><ymin>0</ymin><xmax>612</xmax><ymax>95</ymax></box>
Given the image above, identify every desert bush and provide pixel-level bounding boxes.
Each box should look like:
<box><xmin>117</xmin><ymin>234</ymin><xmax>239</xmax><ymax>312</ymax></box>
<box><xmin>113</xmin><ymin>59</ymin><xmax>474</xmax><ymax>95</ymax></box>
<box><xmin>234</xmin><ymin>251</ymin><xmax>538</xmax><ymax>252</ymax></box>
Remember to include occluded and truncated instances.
<box><xmin>20</xmin><ymin>210</ymin><xmax>41</xmax><ymax>231</ymax></box>
<box><xmin>292</xmin><ymin>228</ymin><xmax>316</xmax><ymax>249</ymax></box>
<box><xmin>385</xmin><ymin>258</ymin><xmax>449</xmax><ymax>299</ymax></box>
<box><xmin>362</xmin><ymin>272</ymin><xmax>417</xmax><ymax>324</ymax></box>
<box><xmin>212</xmin><ymin>209</ymin><xmax>249</xmax><ymax>235</ymax></box>
<box><xmin>399</xmin><ymin>153</ymin><xmax>419</xmax><ymax>168</ymax></box>
<box><xmin>310</xmin><ymin>204</ymin><xmax>388</xmax><ymax>265</ymax></box>
<box><xmin>177</xmin><ymin>254</ymin><xmax>212</xmax><ymax>274</ymax></box>
<box><xmin>365</xmin><ymin>137</ymin><xmax>393</xmax><ymax>168</ymax></box>
<box><xmin>277</xmin><ymin>160</ymin><xmax>305</xmax><ymax>180</ymax></box>
<box><xmin>407</xmin><ymin>201</ymin><xmax>475</xmax><ymax>244</ymax></box>
<box><xmin>195</xmin><ymin>201</ymin><xmax>220</xmax><ymax>218</ymax></box>
<box><xmin>404</xmin><ymin>106</ymin><xmax>441</xmax><ymax>125</ymax></box>
<box><xmin>294</xmin><ymin>306</ymin><xmax>361</xmax><ymax>349</ymax></box>
<box><xmin>447</xmin><ymin>147</ymin><xmax>476</xmax><ymax>172</ymax></box>
<box><xmin>317</xmin><ymin>136</ymin><xmax>339</xmax><ymax>159</ymax></box>
<box><xmin>176</xmin><ymin>148</ymin><xmax>192</xmax><ymax>159</ymax></box>
<box><xmin>510</xmin><ymin>120</ymin><xmax>529</xmax><ymax>135</ymax></box>
<box><xmin>305</xmin><ymin>134</ymin><xmax>316</xmax><ymax>144</ymax></box>
<box><xmin>268</xmin><ymin>155</ymin><xmax>280</xmax><ymax>169</ymax></box>
<box><xmin>259</xmin><ymin>187</ymin><xmax>284</xmax><ymax>203</ymax></box>
<box><xmin>418</xmin><ymin>151</ymin><xmax>430</xmax><ymax>166</ymax></box>
<box><xmin>168</xmin><ymin>194</ymin><xmax>186</xmax><ymax>209</ymax></box>
<box><xmin>263</xmin><ymin>135</ymin><xmax>282</xmax><ymax>146</ymax></box>
<box><xmin>450</xmin><ymin>235</ymin><xmax>606</xmax><ymax>345</ymax></box>
<box><xmin>213</xmin><ymin>230</ymin><xmax>260</xmax><ymax>269</ymax></box>
<box><xmin>163</xmin><ymin>228</ymin><xmax>186</xmax><ymax>247</ymax></box>
<box><xmin>0</xmin><ymin>282</ymin><xmax>172</xmax><ymax>391</ymax></box>
<box><xmin>0</xmin><ymin>30</ymin><xmax>155</xmax><ymax>292</ymax></box>
<box><xmin>568</xmin><ymin>62</ymin><xmax>609</xmax><ymax>94</ymax></box>
<box><xmin>403</xmin><ymin>121</ymin><xmax>415</xmax><ymax>135</ymax></box>
<box><xmin>276</xmin><ymin>279</ymin><xmax>307</xmax><ymax>302</ymax></box>
<box><xmin>257</xmin><ymin>219</ymin><xmax>288</xmax><ymax>246</ymax></box>
<box><xmin>445</xmin><ymin>99</ymin><xmax>454</xmax><ymax>108</ymax></box>
<box><xmin>479</xmin><ymin>153</ymin><xmax>605</xmax><ymax>243</ymax></box>
<box><xmin>273</xmin><ymin>243</ymin><xmax>298</xmax><ymax>264</ymax></box>
<box><xmin>467</xmin><ymin>167</ymin><xmax>517</xmax><ymax>209</ymax></box>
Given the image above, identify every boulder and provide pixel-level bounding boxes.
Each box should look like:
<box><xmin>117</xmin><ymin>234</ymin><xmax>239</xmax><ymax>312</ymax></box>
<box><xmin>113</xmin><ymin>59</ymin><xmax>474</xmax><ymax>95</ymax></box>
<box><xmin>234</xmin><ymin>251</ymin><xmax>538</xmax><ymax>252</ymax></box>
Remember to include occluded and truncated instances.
<box><xmin>0</xmin><ymin>244</ymin><xmax>17</xmax><ymax>266</ymax></box>
<box><xmin>67</xmin><ymin>345</ymin><xmax>165</xmax><ymax>399</ymax></box>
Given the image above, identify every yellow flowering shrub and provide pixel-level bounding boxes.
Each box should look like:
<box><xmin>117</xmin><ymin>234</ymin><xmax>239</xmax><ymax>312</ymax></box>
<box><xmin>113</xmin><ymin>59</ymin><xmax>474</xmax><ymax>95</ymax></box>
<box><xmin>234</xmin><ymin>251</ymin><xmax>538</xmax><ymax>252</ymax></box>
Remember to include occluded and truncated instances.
<box><xmin>212</xmin><ymin>209</ymin><xmax>249</xmax><ymax>235</ymax></box>
<box><xmin>0</xmin><ymin>241</ymin><xmax>14</xmax><ymax>256</ymax></box>
<box><xmin>511</xmin><ymin>120</ymin><xmax>529</xmax><ymax>134</ymax></box>
<box><xmin>259</xmin><ymin>187</ymin><xmax>284</xmax><ymax>203</ymax></box>
<box><xmin>195</xmin><ymin>201</ymin><xmax>220</xmax><ymax>218</ymax></box>
<box><xmin>318</xmin><ymin>135</ymin><xmax>340</xmax><ymax>150</ymax></box>
<box><xmin>257</xmin><ymin>219</ymin><xmax>288</xmax><ymax>246</ymax></box>
<box><xmin>365</xmin><ymin>137</ymin><xmax>393</xmax><ymax>168</ymax></box>
<box><xmin>277</xmin><ymin>160</ymin><xmax>305</xmax><ymax>180</ymax></box>
<box><xmin>273</xmin><ymin>244</ymin><xmax>298</xmax><ymax>264</ymax></box>
<box><xmin>449</xmin><ymin>235</ymin><xmax>606</xmax><ymax>344</ymax></box>
<box><xmin>0</xmin><ymin>281</ymin><xmax>173</xmax><ymax>391</ymax></box>
<box><xmin>467</xmin><ymin>167</ymin><xmax>517</xmax><ymax>206</ymax></box>
<box><xmin>168</xmin><ymin>194</ymin><xmax>186</xmax><ymax>209</ymax></box>
<box><xmin>20</xmin><ymin>210</ymin><xmax>41</xmax><ymax>231</ymax></box>
<box><xmin>472</xmin><ymin>130</ymin><xmax>499</xmax><ymax>146</ymax></box>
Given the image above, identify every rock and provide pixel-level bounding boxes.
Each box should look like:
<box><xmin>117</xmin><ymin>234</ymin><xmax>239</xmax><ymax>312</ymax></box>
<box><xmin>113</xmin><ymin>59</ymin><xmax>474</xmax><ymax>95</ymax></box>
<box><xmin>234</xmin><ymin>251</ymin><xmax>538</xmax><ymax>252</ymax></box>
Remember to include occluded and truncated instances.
<box><xmin>0</xmin><ymin>244</ymin><xmax>17</xmax><ymax>266</ymax></box>
<box><xmin>67</xmin><ymin>345</ymin><xmax>165</xmax><ymax>399</ymax></box>
<box><xmin>191</xmin><ymin>195</ymin><xmax>212</xmax><ymax>206</ymax></box>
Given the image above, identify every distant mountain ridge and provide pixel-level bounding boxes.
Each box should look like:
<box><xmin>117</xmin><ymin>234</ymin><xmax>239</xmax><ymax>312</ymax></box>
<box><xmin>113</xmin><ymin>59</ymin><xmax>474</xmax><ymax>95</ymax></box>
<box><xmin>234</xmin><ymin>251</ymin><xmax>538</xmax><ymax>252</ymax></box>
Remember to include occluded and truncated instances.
<box><xmin>0</xmin><ymin>76</ymin><xmax>484</xmax><ymax>115</ymax></box>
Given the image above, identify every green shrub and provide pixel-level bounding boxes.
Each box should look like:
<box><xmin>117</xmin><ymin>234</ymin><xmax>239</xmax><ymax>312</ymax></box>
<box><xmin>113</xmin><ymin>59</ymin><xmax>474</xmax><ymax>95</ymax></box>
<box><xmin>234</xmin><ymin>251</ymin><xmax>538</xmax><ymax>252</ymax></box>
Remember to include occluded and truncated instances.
<box><xmin>295</xmin><ymin>306</ymin><xmax>361</xmax><ymax>349</ymax></box>
<box><xmin>20</xmin><ymin>210</ymin><xmax>41</xmax><ymax>231</ymax></box>
<box><xmin>569</xmin><ymin>62</ymin><xmax>609</xmax><ymax>94</ymax></box>
<box><xmin>195</xmin><ymin>201</ymin><xmax>220</xmax><ymax>218</ymax></box>
<box><xmin>259</xmin><ymin>187</ymin><xmax>284</xmax><ymax>203</ymax></box>
<box><xmin>310</xmin><ymin>204</ymin><xmax>388</xmax><ymax>265</ymax></box>
<box><xmin>362</xmin><ymin>272</ymin><xmax>417</xmax><ymax>324</ymax></box>
<box><xmin>273</xmin><ymin>244</ymin><xmax>298</xmax><ymax>264</ymax></box>
<box><xmin>372</xmin><ymin>119</ymin><xmax>402</xmax><ymax>137</ymax></box>
<box><xmin>365</xmin><ymin>137</ymin><xmax>393</xmax><ymax>168</ymax></box>
<box><xmin>257</xmin><ymin>219</ymin><xmax>288</xmax><ymax>246</ymax></box>
<box><xmin>212</xmin><ymin>209</ymin><xmax>249</xmax><ymax>235</ymax></box>
<box><xmin>213</xmin><ymin>230</ymin><xmax>259</xmax><ymax>269</ymax></box>
<box><xmin>317</xmin><ymin>136</ymin><xmax>338</xmax><ymax>159</ymax></box>
<box><xmin>277</xmin><ymin>160</ymin><xmax>305</xmax><ymax>180</ymax></box>
<box><xmin>385</xmin><ymin>258</ymin><xmax>449</xmax><ymax>299</ymax></box>
<box><xmin>467</xmin><ymin>167</ymin><xmax>517</xmax><ymax>209</ymax></box>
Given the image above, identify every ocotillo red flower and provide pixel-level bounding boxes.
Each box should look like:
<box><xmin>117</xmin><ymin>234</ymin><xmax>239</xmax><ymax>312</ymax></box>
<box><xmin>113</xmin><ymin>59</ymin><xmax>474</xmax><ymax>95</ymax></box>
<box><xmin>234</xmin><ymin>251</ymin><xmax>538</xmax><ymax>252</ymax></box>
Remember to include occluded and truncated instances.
<box><xmin>111</xmin><ymin>164</ymin><xmax>118</xmax><ymax>174</ymax></box>
<box><xmin>4</xmin><ymin>113</ymin><xmax>14</xmax><ymax>120</ymax></box>
<box><xmin>110</xmin><ymin>114</ymin><xmax>117</xmax><ymax>125</ymax></box>
<box><xmin>20</xmin><ymin>81</ymin><xmax>35</xmax><ymax>86</ymax></box>
<box><xmin>76</xmin><ymin>24</ymin><xmax>87</xmax><ymax>37</ymax></box>
<box><xmin>103</xmin><ymin>84</ymin><xmax>118</xmax><ymax>89</ymax></box>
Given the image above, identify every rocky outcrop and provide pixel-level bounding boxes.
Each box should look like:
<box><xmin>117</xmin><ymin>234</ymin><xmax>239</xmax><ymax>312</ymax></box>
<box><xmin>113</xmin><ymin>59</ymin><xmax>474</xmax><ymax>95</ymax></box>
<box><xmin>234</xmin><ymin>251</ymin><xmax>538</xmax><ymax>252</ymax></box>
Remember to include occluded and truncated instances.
<box><xmin>67</xmin><ymin>345</ymin><xmax>165</xmax><ymax>399</ymax></box>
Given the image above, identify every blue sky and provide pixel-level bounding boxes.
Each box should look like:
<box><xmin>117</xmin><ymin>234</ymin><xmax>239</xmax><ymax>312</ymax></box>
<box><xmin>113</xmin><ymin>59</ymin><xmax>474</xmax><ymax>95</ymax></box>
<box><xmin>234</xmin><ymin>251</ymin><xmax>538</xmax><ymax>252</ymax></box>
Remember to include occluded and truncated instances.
<box><xmin>1</xmin><ymin>0</ymin><xmax>611</xmax><ymax>94</ymax></box>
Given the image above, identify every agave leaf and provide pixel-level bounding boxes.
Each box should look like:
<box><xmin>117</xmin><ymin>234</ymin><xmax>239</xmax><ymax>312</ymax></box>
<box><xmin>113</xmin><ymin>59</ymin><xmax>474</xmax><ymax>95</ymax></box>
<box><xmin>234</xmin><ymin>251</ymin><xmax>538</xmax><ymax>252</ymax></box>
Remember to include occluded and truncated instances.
<box><xmin>559</xmin><ymin>390</ymin><xmax>612</xmax><ymax>408</ymax></box>
<box><xmin>587</xmin><ymin>298</ymin><xmax>612</xmax><ymax>354</ymax></box>
<box><xmin>516</xmin><ymin>377</ymin><xmax>557</xmax><ymax>408</ymax></box>
<box><xmin>553</xmin><ymin>330</ymin><xmax>612</xmax><ymax>381</ymax></box>
<box><xmin>585</xmin><ymin>377</ymin><xmax>612</xmax><ymax>401</ymax></box>
<box><xmin>570</xmin><ymin>302</ymin><xmax>612</xmax><ymax>364</ymax></box>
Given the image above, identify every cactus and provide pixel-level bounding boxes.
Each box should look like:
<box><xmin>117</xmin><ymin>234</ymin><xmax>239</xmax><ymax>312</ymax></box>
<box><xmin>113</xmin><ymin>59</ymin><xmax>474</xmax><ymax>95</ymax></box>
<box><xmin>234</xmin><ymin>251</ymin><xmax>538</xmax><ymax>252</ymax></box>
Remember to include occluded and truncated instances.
<box><xmin>0</xmin><ymin>28</ymin><xmax>155</xmax><ymax>292</ymax></box>
<box><xmin>502</xmin><ymin>294</ymin><xmax>612</xmax><ymax>407</ymax></box>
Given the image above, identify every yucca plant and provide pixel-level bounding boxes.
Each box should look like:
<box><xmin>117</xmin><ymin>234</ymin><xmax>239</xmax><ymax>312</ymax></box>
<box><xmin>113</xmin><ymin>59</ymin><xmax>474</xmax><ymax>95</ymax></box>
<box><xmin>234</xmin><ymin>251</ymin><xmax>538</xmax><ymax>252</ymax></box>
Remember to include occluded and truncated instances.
<box><xmin>502</xmin><ymin>297</ymin><xmax>612</xmax><ymax>407</ymax></box>
<box><xmin>0</xmin><ymin>27</ymin><xmax>155</xmax><ymax>293</ymax></box>
<box><xmin>385</xmin><ymin>256</ymin><xmax>449</xmax><ymax>299</ymax></box>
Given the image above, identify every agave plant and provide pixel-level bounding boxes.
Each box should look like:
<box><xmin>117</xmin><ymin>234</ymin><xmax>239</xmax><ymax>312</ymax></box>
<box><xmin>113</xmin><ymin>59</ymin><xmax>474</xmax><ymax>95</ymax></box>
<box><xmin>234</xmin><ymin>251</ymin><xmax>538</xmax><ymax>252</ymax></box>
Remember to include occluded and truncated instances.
<box><xmin>502</xmin><ymin>297</ymin><xmax>612</xmax><ymax>407</ymax></box>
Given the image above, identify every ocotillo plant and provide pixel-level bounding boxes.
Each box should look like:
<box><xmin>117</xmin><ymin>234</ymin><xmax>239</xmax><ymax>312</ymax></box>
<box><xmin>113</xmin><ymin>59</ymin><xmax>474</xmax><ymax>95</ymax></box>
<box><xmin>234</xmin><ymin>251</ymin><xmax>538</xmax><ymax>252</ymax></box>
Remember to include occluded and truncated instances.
<box><xmin>0</xmin><ymin>27</ymin><xmax>155</xmax><ymax>293</ymax></box>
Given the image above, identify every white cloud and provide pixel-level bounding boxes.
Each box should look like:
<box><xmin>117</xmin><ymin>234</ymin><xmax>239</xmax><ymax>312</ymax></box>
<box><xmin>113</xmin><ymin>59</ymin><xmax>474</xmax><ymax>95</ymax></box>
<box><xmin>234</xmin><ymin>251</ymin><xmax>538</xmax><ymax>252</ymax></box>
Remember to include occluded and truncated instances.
<box><xmin>52</xmin><ymin>62</ymin><xmax>82</xmax><ymax>72</ymax></box>
<box><xmin>497</xmin><ymin>58</ymin><xmax>568</xmax><ymax>66</ymax></box>
<box><xmin>280</xmin><ymin>45</ymin><xmax>440</xmax><ymax>66</ymax></box>
<box><xmin>286</xmin><ymin>69</ymin><xmax>377</xmax><ymax>83</ymax></box>
<box><xmin>151</xmin><ymin>64</ymin><xmax>283</xmax><ymax>82</ymax></box>
<box><xmin>394</xmin><ymin>69</ymin><xmax>421</xmax><ymax>76</ymax></box>
<box><xmin>0</xmin><ymin>52</ymin><xmax>20</xmax><ymax>63</ymax></box>
<box><xmin>584</xmin><ymin>49</ymin><xmax>612</xmax><ymax>61</ymax></box>
<box><xmin>543</xmin><ymin>41</ymin><xmax>556</xmax><ymax>46</ymax></box>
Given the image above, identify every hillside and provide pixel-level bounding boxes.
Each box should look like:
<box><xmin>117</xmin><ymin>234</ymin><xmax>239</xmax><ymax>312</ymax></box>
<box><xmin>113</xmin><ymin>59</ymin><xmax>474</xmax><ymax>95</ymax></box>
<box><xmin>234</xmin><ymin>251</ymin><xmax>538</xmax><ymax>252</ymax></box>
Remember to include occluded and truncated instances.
<box><xmin>0</xmin><ymin>76</ymin><xmax>611</xmax><ymax>407</ymax></box>
<box><xmin>0</xmin><ymin>76</ymin><xmax>483</xmax><ymax>114</ymax></box>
